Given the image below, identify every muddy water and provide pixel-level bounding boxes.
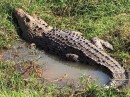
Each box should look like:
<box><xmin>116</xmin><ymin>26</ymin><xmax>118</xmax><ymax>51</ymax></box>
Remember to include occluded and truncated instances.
<box><xmin>2</xmin><ymin>40</ymin><xmax>110</xmax><ymax>86</ymax></box>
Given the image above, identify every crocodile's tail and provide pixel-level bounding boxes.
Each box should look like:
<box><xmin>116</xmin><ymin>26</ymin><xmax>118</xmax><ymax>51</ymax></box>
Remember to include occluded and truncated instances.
<box><xmin>105</xmin><ymin>72</ymin><xmax>127</xmax><ymax>88</ymax></box>
<box><xmin>80</xmin><ymin>38</ymin><xmax>127</xmax><ymax>88</ymax></box>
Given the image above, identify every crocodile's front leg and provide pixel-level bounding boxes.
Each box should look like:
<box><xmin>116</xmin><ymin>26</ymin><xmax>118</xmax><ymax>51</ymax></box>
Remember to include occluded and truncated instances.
<box><xmin>65</xmin><ymin>53</ymin><xmax>79</xmax><ymax>62</ymax></box>
<box><xmin>91</xmin><ymin>37</ymin><xmax>113</xmax><ymax>51</ymax></box>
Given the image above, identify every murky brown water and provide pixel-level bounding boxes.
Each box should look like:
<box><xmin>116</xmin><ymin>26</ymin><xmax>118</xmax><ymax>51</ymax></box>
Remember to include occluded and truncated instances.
<box><xmin>1</xmin><ymin>40</ymin><xmax>110</xmax><ymax>86</ymax></box>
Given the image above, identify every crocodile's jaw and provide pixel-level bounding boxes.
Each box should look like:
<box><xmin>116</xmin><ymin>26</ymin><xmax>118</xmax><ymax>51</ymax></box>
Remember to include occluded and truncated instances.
<box><xmin>15</xmin><ymin>8</ymin><xmax>36</xmax><ymax>33</ymax></box>
<box><xmin>15</xmin><ymin>8</ymin><xmax>49</xmax><ymax>41</ymax></box>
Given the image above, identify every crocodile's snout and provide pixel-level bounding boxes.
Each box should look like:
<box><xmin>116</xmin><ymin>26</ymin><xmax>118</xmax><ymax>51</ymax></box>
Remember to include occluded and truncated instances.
<box><xmin>15</xmin><ymin>8</ymin><xmax>26</xmax><ymax>17</ymax></box>
<box><xmin>15</xmin><ymin>8</ymin><xmax>23</xmax><ymax>14</ymax></box>
<box><xmin>15</xmin><ymin>8</ymin><xmax>34</xmax><ymax>41</ymax></box>
<box><xmin>15</xmin><ymin>8</ymin><xmax>33</xmax><ymax>22</ymax></box>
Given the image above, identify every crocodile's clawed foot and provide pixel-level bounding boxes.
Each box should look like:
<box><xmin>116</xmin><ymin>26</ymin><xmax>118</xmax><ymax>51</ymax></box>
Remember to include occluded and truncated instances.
<box><xmin>66</xmin><ymin>53</ymin><xmax>79</xmax><ymax>62</ymax></box>
<box><xmin>91</xmin><ymin>37</ymin><xmax>113</xmax><ymax>51</ymax></box>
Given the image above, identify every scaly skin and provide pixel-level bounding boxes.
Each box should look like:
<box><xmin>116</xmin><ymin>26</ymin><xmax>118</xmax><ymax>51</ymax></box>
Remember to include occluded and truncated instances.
<box><xmin>15</xmin><ymin>8</ymin><xmax>127</xmax><ymax>87</ymax></box>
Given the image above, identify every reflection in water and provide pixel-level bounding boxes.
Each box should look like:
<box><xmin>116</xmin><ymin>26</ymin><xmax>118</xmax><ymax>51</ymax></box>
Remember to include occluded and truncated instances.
<box><xmin>2</xmin><ymin>40</ymin><xmax>110</xmax><ymax>86</ymax></box>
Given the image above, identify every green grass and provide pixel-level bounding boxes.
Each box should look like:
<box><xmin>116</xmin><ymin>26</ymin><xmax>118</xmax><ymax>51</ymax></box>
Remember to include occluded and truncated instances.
<box><xmin>0</xmin><ymin>0</ymin><xmax>130</xmax><ymax>97</ymax></box>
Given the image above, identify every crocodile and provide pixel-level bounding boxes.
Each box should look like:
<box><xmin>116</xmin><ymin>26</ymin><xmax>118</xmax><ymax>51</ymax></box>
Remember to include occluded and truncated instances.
<box><xmin>15</xmin><ymin>8</ymin><xmax>127</xmax><ymax>87</ymax></box>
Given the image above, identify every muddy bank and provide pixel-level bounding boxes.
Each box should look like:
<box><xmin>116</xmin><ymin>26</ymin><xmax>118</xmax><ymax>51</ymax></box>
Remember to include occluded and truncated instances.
<box><xmin>1</xmin><ymin>40</ymin><xmax>110</xmax><ymax>86</ymax></box>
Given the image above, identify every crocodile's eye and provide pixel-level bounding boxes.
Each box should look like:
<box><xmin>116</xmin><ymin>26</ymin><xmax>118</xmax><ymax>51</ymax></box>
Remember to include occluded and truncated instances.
<box><xmin>25</xmin><ymin>17</ymin><xmax>30</xmax><ymax>22</ymax></box>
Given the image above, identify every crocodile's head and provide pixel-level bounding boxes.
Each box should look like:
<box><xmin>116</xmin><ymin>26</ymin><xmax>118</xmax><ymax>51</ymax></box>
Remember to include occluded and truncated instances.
<box><xmin>15</xmin><ymin>8</ymin><xmax>52</xmax><ymax>41</ymax></box>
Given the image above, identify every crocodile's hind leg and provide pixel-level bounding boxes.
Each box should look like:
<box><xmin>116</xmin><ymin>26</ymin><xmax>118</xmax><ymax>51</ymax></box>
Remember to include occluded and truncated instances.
<box><xmin>91</xmin><ymin>37</ymin><xmax>113</xmax><ymax>51</ymax></box>
<box><xmin>71</xmin><ymin>30</ymin><xmax>113</xmax><ymax>51</ymax></box>
<box><xmin>65</xmin><ymin>53</ymin><xmax>79</xmax><ymax>62</ymax></box>
<box><xmin>70</xmin><ymin>30</ymin><xmax>113</xmax><ymax>51</ymax></box>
